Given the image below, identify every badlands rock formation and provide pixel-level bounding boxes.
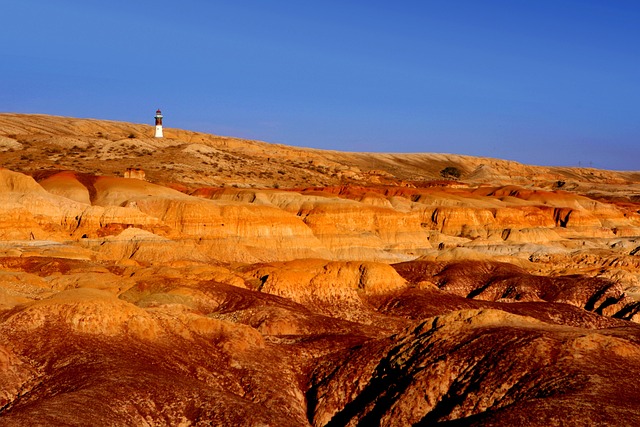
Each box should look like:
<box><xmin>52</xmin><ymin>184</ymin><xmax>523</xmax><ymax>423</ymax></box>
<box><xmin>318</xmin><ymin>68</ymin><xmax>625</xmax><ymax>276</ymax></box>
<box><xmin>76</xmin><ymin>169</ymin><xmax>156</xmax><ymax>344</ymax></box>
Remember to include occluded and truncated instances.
<box><xmin>0</xmin><ymin>113</ymin><xmax>639</xmax><ymax>425</ymax></box>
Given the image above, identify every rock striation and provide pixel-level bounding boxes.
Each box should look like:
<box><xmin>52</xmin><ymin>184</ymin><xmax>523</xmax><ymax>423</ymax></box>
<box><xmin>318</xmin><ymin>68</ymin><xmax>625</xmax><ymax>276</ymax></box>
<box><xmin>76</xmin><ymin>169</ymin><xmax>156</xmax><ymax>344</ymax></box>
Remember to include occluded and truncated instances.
<box><xmin>0</xmin><ymin>113</ymin><xmax>640</xmax><ymax>425</ymax></box>
<box><xmin>307</xmin><ymin>309</ymin><xmax>640</xmax><ymax>426</ymax></box>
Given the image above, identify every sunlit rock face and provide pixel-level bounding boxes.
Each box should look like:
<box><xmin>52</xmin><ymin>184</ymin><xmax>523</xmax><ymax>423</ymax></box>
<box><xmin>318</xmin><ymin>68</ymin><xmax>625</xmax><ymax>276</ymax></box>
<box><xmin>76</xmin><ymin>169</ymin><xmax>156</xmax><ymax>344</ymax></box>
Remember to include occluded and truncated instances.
<box><xmin>1</xmin><ymin>114</ymin><xmax>640</xmax><ymax>425</ymax></box>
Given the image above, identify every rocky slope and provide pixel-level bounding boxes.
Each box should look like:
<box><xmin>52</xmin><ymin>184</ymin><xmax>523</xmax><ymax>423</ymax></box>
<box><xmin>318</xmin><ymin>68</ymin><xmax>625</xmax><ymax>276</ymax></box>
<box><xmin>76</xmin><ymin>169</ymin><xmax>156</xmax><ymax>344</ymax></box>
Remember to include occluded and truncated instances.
<box><xmin>0</xmin><ymin>113</ymin><xmax>639</xmax><ymax>426</ymax></box>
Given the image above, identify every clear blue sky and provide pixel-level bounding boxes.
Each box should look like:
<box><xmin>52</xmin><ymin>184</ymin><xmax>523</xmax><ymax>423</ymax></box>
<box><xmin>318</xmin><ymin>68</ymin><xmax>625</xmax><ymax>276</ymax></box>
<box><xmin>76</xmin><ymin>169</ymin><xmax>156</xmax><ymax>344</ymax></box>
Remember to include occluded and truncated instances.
<box><xmin>2</xmin><ymin>1</ymin><xmax>639</xmax><ymax>170</ymax></box>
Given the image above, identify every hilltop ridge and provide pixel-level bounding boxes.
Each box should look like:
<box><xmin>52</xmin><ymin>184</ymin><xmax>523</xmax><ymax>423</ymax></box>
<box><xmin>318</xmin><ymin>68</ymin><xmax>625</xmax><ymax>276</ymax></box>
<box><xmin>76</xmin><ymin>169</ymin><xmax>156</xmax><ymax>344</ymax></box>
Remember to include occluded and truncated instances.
<box><xmin>1</xmin><ymin>113</ymin><xmax>638</xmax><ymax>191</ymax></box>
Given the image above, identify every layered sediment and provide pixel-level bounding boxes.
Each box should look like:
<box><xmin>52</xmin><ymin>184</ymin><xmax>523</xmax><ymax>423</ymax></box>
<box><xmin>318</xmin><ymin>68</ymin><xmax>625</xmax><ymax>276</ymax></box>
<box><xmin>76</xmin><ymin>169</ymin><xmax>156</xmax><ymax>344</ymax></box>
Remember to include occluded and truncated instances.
<box><xmin>1</xmin><ymin>114</ymin><xmax>639</xmax><ymax>425</ymax></box>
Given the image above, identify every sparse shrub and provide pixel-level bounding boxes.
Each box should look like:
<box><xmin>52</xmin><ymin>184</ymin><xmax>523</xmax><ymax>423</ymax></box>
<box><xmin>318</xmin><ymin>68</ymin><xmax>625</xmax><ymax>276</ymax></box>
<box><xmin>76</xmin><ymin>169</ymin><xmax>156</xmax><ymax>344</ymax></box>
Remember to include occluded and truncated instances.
<box><xmin>440</xmin><ymin>166</ymin><xmax>461</xmax><ymax>180</ymax></box>
<box><xmin>128</xmin><ymin>133</ymin><xmax>136</xmax><ymax>139</ymax></box>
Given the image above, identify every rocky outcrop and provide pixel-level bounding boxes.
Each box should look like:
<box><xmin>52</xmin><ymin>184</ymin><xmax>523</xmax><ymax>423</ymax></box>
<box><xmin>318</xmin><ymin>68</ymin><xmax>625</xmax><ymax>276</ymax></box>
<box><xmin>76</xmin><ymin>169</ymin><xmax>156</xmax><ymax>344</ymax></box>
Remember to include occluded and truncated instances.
<box><xmin>195</xmin><ymin>187</ymin><xmax>434</xmax><ymax>261</ymax></box>
<box><xmin>242</xmin><ymin>259</ymin><xmax>408</xmax><ymax>323</ymax></box>
<box><xmin>392</xmin><ymin>260</ymin><xmax>640</xmax><ymax>319</ymax></box>
<box><xmin>37</xmin><ymin>171</ymin><xmax>92</xmax><ymax>205</ymax></box>
<box><xmin>4</xmin><ymin>163</ymin><xmax>639</xmax><ymax>264</ymax></box>
<box><xmin>307</xmin><ymin>309</ymin><xmax>640</xmax><ymax>426</ymax></box>
<box><xmin>123</xmin><ymin>168</ymin><xmax>145</xmax><ymax>180</ymax></box>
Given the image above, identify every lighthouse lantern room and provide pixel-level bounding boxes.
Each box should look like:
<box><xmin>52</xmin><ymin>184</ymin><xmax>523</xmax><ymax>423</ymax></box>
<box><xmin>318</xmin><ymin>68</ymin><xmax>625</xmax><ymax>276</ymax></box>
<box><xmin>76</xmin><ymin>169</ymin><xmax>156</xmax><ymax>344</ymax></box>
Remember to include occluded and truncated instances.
<box><xmin>154</xmin><ymin>109</ymin><xmax>163</xmax><ymax>138</ymax></box>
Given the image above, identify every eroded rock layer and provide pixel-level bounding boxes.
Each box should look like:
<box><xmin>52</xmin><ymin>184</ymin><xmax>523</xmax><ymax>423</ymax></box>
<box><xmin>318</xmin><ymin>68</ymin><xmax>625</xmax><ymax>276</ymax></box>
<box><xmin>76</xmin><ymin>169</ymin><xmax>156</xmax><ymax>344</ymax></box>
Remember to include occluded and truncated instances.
<box><xmin>1</xmin><ymin>114</ymin><xmax>639</xmax><ymax>426</ymax></box>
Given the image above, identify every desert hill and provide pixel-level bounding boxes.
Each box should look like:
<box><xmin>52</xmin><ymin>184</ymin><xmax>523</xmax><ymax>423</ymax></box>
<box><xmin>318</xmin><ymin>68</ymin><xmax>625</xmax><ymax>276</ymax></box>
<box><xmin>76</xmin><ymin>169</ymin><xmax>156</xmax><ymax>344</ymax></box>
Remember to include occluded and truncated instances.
<box><xmin>1</xmin><ymin>113</ymin><xmax>640</xmax><ymax>425</ymax></box>
<box><xmin>2</xmin><ymin>113</ymin><xmax>639</xmax><ymax>190</ymax></box>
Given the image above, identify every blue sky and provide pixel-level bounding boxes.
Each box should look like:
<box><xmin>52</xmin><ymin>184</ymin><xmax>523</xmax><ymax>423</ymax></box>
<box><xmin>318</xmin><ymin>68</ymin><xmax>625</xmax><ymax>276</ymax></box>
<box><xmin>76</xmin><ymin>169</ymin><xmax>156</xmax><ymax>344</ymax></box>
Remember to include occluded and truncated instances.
<box><xmin>2</xmin><ymin>1</ymin><xmax>639</xmax><ymax>170</ymax></box>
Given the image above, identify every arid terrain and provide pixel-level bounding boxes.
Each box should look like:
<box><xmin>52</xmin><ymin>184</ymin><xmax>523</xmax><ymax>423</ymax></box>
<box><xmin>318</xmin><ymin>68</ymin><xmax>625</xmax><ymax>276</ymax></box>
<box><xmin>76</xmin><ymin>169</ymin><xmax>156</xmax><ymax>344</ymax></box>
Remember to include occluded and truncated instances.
<box><xmin>1</xmin><ymin>113</ymin><xmax>640</xmax><ymax>426</ymax></box>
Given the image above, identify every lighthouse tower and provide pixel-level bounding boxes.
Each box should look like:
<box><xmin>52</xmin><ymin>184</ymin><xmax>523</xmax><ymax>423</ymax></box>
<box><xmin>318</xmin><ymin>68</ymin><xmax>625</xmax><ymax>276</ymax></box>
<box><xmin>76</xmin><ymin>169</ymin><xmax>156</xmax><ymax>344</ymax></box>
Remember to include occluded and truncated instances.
<box><xmin>154</xmin><ymin>109</ymin><xmax>163</xmax><ymax>138</ymax></box>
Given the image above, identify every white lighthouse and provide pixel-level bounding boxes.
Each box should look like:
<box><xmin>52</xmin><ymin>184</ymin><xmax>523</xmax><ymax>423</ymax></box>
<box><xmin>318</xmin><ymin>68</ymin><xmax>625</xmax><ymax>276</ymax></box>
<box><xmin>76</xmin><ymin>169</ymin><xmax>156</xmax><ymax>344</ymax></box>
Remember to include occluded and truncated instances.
<box><xmin>154</xmin><ymin>109</ymin><xmax>163</xmax><ymax>138</ymax></box>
